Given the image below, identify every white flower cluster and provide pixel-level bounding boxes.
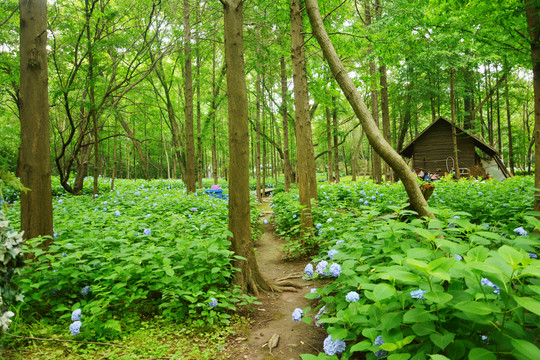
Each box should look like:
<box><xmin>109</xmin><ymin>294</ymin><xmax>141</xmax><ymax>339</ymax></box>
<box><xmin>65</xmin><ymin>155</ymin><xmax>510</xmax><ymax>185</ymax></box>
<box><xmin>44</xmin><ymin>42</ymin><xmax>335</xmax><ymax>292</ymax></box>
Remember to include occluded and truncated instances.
<box><xmin>0</xmin><ymin>209</ymin><xmax>26</xmax><ymax>333</ymax></box>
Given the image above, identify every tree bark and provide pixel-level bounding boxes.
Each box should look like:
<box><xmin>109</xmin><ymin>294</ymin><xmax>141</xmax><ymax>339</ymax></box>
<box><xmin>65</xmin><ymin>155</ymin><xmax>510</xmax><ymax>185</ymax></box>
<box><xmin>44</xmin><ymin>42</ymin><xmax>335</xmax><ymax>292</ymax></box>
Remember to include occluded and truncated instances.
<box><xmin>280</xmin><ymin>55</ymin><xmax>293</xmax><ymax>191</ymax></box>
<box><xmin>332</xmin><ymin>99</ymin><xmax>340</xmax><ymax>183</ymax></box>
<box><xmin>451</xmin><ymin>67</ymin><xmax>461</xmax><ymax>180</ymax></box>
<box><xmin>525</xmin><ymin>0</ymin><xmax>540</xmax><ymax>213</ymax></box>
<box><xmin>221</xmin><ymin>0</ymin><xmax>271</xmax><ymax>295</ymax></box>
<box><xmin>184</xmin><ymin>0</ymin><xmax>196</xmax><ymax>193</ymax></box>
<box><xmin>19</xmin><ymin>0</ymin><xmax>53</xmax><ymax>241</ymax></box>
<box><xmin>505</xmin><ymin>75</ymin><xmax>514</xmax><ymax>175</ymax></box>
<box><xmin>380</xmin><ymin>64</ymin><xmax>392</xmax><ymax>182</ymax></box>
<box><xmin>305</xmin><ymin>0</ymin><xmax>431</xmax><ymax>217</ymax></box>
<box><xmin>326</xmin><ymin>106</ymin><xmax>333</xmax><ymax>181</ymax></box>
<box><xmin>291</xmin><ymin>0</ymin><xmax>318</xmax><ymax>234</ymax></box>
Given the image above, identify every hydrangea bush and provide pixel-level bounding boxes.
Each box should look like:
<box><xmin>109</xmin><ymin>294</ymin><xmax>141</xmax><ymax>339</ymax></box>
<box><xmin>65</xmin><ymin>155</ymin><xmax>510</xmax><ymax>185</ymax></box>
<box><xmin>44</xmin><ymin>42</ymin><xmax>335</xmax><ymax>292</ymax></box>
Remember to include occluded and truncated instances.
<box><xmin>0</xmin><ymin>208</ymin><xmax>25</xmax><ymax>334</ymax></box>
<box><xmin>273</xmin><ymin>178</ymin><xmax>539</xmax><ymax>360</ymax></box>
<box><xmin>5</xmin><ymin>180</ymin><xmax>259</xmax><ymax>340</ymax></box>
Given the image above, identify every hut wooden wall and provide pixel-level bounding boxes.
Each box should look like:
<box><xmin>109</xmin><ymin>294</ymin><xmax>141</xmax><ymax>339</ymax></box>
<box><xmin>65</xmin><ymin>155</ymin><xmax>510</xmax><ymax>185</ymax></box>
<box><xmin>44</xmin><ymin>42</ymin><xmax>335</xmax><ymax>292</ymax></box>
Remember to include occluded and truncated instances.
<box><xmin>412</xmin><ymin>121</ymin><xmax>476</xmax><ymax>174</ymax></box>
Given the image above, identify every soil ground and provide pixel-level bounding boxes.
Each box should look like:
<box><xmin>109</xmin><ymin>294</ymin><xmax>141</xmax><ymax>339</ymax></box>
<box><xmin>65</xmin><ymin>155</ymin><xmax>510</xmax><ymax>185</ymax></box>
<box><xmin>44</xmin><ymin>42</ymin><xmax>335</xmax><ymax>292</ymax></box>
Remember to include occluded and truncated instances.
<box><xmin>234</xmin><ymin>198</ymin><xmax>326</xmax><ymax>360</ymax></box>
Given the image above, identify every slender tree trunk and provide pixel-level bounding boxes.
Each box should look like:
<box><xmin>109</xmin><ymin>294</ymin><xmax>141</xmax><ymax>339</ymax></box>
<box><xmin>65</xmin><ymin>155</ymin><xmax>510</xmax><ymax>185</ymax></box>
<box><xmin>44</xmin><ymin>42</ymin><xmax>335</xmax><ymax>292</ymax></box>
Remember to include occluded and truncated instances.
<box><xmin>305</xmin><ymin>0</ymin><xmax>431</xmax><ymax>217</ymax></box>
<box><xmin>19</xmin><ymin>0</ymin><xmax>53</xmax><ymax>241</ymax></box>
<box><xmin>496</xmin><ymin>68</ymin><xmax>502</xmax><ymax>154</ymax></box>
<box><xmin>196</xmin><ymin>3</ymin><xmax>203</xmax><ymax>188</ymax></box>
<box><xmin>280</xmin><ymin>55</ymin><xmax>293</xmax><ymax>191</ymax></box>
<box><xmin>505</xmin><ymin>75</ymin><xmax>514</xmax><ymax>175</ymax></box>
<box><xmin>222</xmin><ymin>0</ymin><xmax>271</xmax><ymax>295</ymax></box>
<box><xmin>525</xmin><ymin>0</ymin><xmax>540</xmax><ymax>212</ymax></box>
<box><xmin>326</xmin><ymin>106</ymin><xmax>333</xmax><ymax>181</ymax></box>
<box><xmin>255</xmin><ymin>49</ymin><xmax>262</xmax><ymax>202</ymax></box>
<box><xmin>111</xmin><ymin>115</ymin><xmax>118</xmax><ymax>190</ymax></box>
<box><xmin>332</xmin><ymin>99</ymin><xmax>340</xmax><ymax>183</ymax></box>
<box><xmin>451</xmin><ymin>67</ymin><xmax>461</xmax><ymax>180</ymax></box>
<box><xmin>291</xmin><ymin>0</ymin><xmax>317</xmax><ymax>235</ymax></box>
<box><xmin>184</xmin><ymin>0</ymin><xmax>196</xmax><ymax>193</ymax></box>
<box><xmin>380</xmin><ymin>64</ymin><xmax>392</xmax><ymax>182</ymax></box>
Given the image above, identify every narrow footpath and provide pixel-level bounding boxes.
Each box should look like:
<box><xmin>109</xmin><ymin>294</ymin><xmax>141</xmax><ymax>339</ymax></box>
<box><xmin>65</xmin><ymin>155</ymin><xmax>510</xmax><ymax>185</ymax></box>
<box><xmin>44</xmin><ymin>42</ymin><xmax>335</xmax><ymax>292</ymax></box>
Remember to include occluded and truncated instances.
<box><xmin>239</xmin><ymin>198</ymin><xmax>326</xmax><ymax>360</ymax></box>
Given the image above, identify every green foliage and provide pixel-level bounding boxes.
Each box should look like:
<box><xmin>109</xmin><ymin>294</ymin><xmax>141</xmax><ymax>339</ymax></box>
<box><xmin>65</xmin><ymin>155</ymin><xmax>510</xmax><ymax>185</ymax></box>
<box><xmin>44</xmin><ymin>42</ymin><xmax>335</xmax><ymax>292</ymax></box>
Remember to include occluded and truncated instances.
<box><xmin>273</xmin><ymin>177</ymin><xmax>539</xmax><ymax>359</ymax></box>
<box><xmin>6</xmin><ymin>179</ymin><xmax>257</xmax><ymax>341</ymax></box>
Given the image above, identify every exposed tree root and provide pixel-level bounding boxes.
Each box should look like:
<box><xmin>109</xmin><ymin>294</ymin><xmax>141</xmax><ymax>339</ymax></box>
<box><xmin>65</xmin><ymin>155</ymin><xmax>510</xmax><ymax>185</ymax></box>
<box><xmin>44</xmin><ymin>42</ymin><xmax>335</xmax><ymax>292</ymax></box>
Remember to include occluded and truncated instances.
<box><xmin>275</xmin><ymin>273</ymin><xmax>304</xmax><ymax>282</ymax></box>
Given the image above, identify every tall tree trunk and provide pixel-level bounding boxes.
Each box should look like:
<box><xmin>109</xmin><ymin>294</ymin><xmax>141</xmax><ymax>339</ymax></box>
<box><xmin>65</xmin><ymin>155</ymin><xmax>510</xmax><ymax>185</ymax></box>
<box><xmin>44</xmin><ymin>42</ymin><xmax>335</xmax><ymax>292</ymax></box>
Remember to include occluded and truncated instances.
<box><xmin>380</xmin><ymin>64</ymin><xmax>392</xmax><ymax>182</ymax></box>
<box><xmin>221</xmin><ymin>0</ymin><xmax>271</xmax><ymax>295</ymax></box>
<box><xmin>525</xmin><ymin>0</ymin><xmax>540</xmax><ymax>212</ymax></box>
<box><xmin>305</xmin><ymin>0</ymin><xmax>431</xmax><ymax>217</ymax></box>
<box><xmin>397</xmin><ymin>65</ymin><xmax>413</xmax><ymax>152</ymax></box>
<box><xmin>451</xmin><ymin>67</ymin><xmax>461</xmax><ymax>180</ymax></box>
<box><xmin>19</xmin><ymin>0</ymin><xmax>53</xmax><ymax>241</ymax></box>
<box><xmin>505</xmin><ymin>74</ymin><xmax>515</xmax><ymax>176</ymax></box>
<box><xmin>255</xmin><ymin>48</ymin><xmax>262</xmax><ymax>202</ymax></box>
<box><xmin>111</xmin><ymin>115</ymin><xmax>118</xmax><ymax>190</ymax></box>
<box><xmin>184</xmin><ymin>0</ymin><xmax>196</xmax><ymax>193</ymax></box>
<box><xmin>326</xmin><ymin>106</ymin><xmax>333</xmax><ymax>181</ymax></box>
<box><xmin>463</xmin><ymin>65</ymin><xmax>475</xmax><ymax>130</ymax></box>
<box><xmin>212</xmin><ymin>31</ymin><xmax>219</xmax><ymax>185</ymax></box>
<box><xmin>332</xmin><ymin>99</ymin><xmax>340</xmax><ymax>183</ymax></box>
<box><xmin>291</xmin><ymin>0</ymin><xmax>317</xmax><ymax>235</ymax></box>
<box><xmin>280</xmin><ymin>55</ymin><xmax>293</xmax><ymax>191</ymax></box>
<box><xmin>196</xmin><ymin>2</ymin><xmax>203</xmax><ymax>188</ymax></box>
<box><xmin>496</xmin><ymin>68</ymin><xmax>502</xmax><ymax>154</ymax></box>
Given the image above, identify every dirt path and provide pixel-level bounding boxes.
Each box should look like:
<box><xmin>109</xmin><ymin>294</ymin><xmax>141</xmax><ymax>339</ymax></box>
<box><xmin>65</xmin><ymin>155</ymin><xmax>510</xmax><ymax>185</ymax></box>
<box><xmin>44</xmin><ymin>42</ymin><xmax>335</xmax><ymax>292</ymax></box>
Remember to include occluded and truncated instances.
<box><xmin>238</xmin><ymin>198</ymin><xmax>326</xmax><ymax>360</ymax></box>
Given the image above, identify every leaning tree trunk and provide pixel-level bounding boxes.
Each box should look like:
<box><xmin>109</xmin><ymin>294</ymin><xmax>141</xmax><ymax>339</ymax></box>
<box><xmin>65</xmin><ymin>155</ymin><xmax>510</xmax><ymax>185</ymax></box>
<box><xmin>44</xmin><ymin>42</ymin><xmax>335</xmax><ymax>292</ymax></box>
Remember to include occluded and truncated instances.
<box><xmin>221</xmin><ymin>0</ymin><xmax>272</xmax><ymax>295</ymax></box>
<box><xmin>19</xmin><ymin>0</ymin><xmax>53</xmax><ymax>242</ymax></box>
<box><xmin>305</xmin><ymin>0</ymin><xmax>431</xmax><ymax>217</ymax></box>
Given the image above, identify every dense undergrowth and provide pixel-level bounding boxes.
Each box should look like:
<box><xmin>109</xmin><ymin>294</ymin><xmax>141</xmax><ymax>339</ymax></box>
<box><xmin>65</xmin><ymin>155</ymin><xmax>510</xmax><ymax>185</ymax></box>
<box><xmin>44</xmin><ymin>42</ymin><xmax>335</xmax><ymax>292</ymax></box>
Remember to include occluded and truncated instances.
<box><xmin>270</xmin><ymin>177</ymin><xmax>539</xmax><ymax>360</ymax></box>
<box><xmin>1</xmin><ymin>177</ymin><xmax>263</xmax><ymax>356</ymax></box>
<box><xmin>1</xmin><ymin>175</ymin><xmax>539</xmax><ymax>359</ymax></box>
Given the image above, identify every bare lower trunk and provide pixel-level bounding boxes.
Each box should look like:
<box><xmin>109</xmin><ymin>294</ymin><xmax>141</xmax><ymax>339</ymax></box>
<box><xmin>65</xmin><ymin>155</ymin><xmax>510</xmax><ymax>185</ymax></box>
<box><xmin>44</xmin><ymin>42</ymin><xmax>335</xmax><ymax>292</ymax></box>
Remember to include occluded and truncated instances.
<box><xmin>291</xmin><ymin>0</ymin><xmax>317</xmax><ymax>234</ymax></box>
<box><xmin>280</xmin><ymin>55</ymin><xmax>293</xmax><ymax>191</ymax></box>
<box><xmin>222</xmin><ymin>0</ymin><xmax>271</xmax><ymax>295</ymax></box>
<box><xmin>19</xmin><ymin>0</ymin><xmax>53</xmax><ymax>241</ymax></box>
<box><xmin>305</xmin><ymin>0</ymin><xmax>431</xmax><ymax>217</ymax></box>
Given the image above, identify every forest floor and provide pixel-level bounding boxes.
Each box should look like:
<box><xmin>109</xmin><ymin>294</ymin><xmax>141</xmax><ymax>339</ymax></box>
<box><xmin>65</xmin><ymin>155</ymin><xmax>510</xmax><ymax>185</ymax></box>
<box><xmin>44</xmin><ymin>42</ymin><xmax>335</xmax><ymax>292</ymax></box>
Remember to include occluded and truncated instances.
<box><xmin>232</xmin><ymin>197</ymin><xmax>326</xmax><ymax>359</ymax></box>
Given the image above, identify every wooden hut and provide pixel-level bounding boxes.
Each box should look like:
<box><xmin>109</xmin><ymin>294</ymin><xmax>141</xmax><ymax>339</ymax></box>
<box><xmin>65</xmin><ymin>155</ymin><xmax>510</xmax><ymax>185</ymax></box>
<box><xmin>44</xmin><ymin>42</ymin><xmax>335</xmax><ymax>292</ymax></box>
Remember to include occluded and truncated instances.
<box><xmin>399</xmin><ymin>117</ymin><xmax>511</xmax><ymax>180</ymax></box>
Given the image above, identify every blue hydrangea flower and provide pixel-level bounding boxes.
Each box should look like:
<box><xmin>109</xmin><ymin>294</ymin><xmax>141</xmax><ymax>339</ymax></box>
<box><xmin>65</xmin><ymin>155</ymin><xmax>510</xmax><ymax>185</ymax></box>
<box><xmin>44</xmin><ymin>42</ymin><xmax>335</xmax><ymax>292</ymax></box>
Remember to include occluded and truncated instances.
<box><xmin>114</xmin><ymin>210</ymin><xmax>120</xmax><ymax>217</ymax></box>
<box><xmin>145</xmin><ymin>214</ymin><xmax>151</xmax><ymax>219</ymax></box>
<box><xmin>304</xmin><ymin>263</ymin><xmax>314</xmax><ymax>277</ymax></box>
<box><xmin>327</xmin><ymin>218</ymin><xmax>333</xmax><ymax>223</ymax></box>
<box><xmin>364</xmin><ymin>200</ymin><xmax>369</xmax><ymax>205</ymax></box>
<box><xmin>103</xmin><ymin>201</ymin><xmax>107</xmax><ymax>205</ymax></box>
<box><xmin>310</xmin><ymin>288</ymin><xmax>321</xmax><ymax>299</ymax></box>
<box><xmin>191</xmin><ymin>207</ymin><xmax>198</xmax><ymax>212</ymax></box>
<box><xmin>454</xmin><ymin>254</ymin><xmax>463</xmax><ymax>261</ymax></box>
<box><xmin>263</xmin><ymin>219</ymin><xmax>268</xmax><ymax>225</ymax></box>
<box><xmin>143</xmin><ymin>228</ymin><xmax>152</xmax><ymax>236</ymax></box>
<box><xmin>373</xmin><ymin>336</ymin><xmax>388</xmax><ymax>358</ymax></box>
<box><xmin>481</xmin><ymin>335</ymin><xmax>489</xmax><ymax>344</ymax></box>
<box><xmin>481</xmin><ymin>278</ymin><xmax>500</xmax><ymax>294</ymax></box>
<box><xmin>371</xmin><ymin>196</ymin><xmax>376</xmax><ymax>200</ymax></box>
<box><xmin>71</xmin><ymin>309</ymin><xmax>82</xmax><ymax>321</ymax></box>
<box><xmin>316</xmin><ymin>261</ymin><xmax>328</xmax><ymax>275</ymax></box>
<box><xmin>345</xmin><ymin>291</ymin><xmax>359</xmax><ymax>302</ymax></box>
<box><xmin>81</xmin><ymin>286</ymin><xmax>91</xmax><ymax>296</ymax></box>
<box><xmin>529</xmin><ymin>253</ymin><xmax>538</xmax><ymax>259</ymax></box>
<box><xmin>328</xmin><ymin>249</ymin><xmax>338</xmax><ymax>259</ymax></box>
<box><xmin>58</xmin><ymin>199</ymin><xmax>64</xmax><ymax>204</ymax></box>
<box><xmin>336</xmin><ymin>240</ymin><xmax>344</xmax><ymax>245</ymax></box>
<box><xmin>359</xmin><ymin>198</ymin><xmax>363</xmax><ymax>203</ymax></box>
<box><xmin>318</xmin><ymin>230</ymin><xmax>323</xmax><ymax>235</ymax></box>
<box><xmin>514</xmin><ymin>227</ymin><xmax>528</xmax><ymax>236</ymax></box>
<box><xmin>410</xmin><ymin>289</ymin><xmax>428</xmax><ymax>299</ymax></box>
<box><xmin>329</xmin><ymin>263</ymin><xmax>341</xmax><ymax>277</ymax></box>
<box><xmin>323</xmin><ymin>210</ymin><xmax>327</xmax><ymax>215</ymax></box>
<box><xmin>70</xmin><ymin>321</ymin><xmax>82</xmax><ymax>335</ymax></box>
<box><xmin>292</xmin><ymin>308</ymin><xmax>303</xmax><ymax>322</ymax></box>
<box><xmin>293</xmin><ymin>214</ymin><xmax>297</xmax><ymax>219</ymax></box>
<box><xmin>323</xmin><ymin>335</ymin><xmax>346</xmax><ymax>356</ymax></box>
<box><xmin>316</xmin><ymin>223</ymin><xmax>322</xmax><ymax>229</ymax></box>
<box><xmin>360</xmin><ymin>190</ymin><xmax>366</xmax><ymax>196</ymax></box>
<box><xmin>208</xmin><ymin>297</ymin><xmax>218</xmax><ymax>308</ymax></box>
